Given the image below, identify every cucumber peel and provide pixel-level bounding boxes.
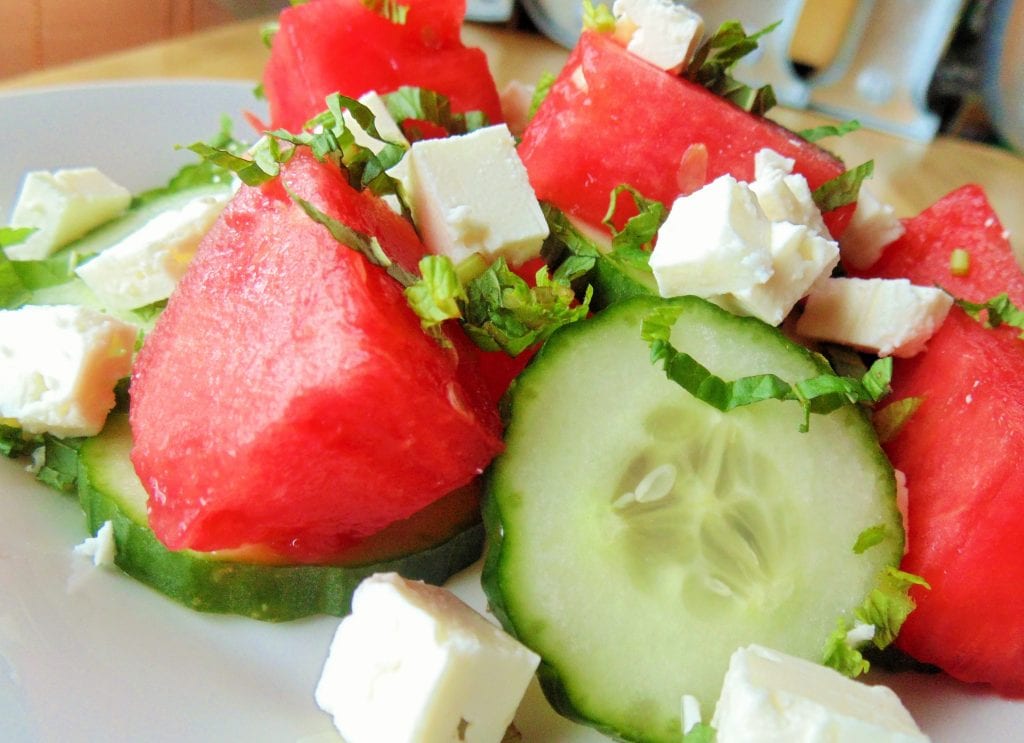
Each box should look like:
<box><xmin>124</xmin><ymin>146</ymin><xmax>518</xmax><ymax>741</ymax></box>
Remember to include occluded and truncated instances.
<box><xmin>78</xmin><ymin>415</ymin><xmax>484</xmax><ymax>621</ymax></box>
<box><xmin>482</xmin><ymin>295</ymin><xmax>907</xmax><ymax>742</ymax></box>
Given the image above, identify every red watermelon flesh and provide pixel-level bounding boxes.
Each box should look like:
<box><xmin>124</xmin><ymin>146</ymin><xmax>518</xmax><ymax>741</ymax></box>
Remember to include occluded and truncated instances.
<box><xmin>263</xmin><ymin>0</ymin><xmax>502</xmax><ymax>133</ymax></box>
<box><xmin>130</xmin><ymin>150</ymin><xmax>503</xmax><ymax>560</ymax></box>
<box><xmin>519</xmin><ymin>31</ymin><xmax>853</xmax><ymax>236</ymax></box>
<box><xmin>859</xmin><ymin>185</ymin><xmax>1024</xmax><ymax>696</ymax></box>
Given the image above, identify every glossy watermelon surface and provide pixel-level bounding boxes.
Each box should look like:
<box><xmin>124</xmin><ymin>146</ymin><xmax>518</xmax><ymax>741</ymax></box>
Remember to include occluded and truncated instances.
<box><xmin>130</xmin><ymin>150</ymin><xmax>503</xmax><ymax>561</ymax></box>
<box><xmin>263</xmin><ymin>0</ymin><xmax>502</xmax><ymax>132</ymax></box>
<box><xmin>860</xmin><ymin>185</ymin><xmax>1024</xmax><ymax>696</ymax></box>
<box><xmin>518</xmin><ymin>31</ymin><xmax>852</xmax><ymax>236</ymax></box>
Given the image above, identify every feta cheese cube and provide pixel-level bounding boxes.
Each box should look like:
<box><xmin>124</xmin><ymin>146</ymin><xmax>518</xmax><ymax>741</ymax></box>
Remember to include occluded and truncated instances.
<box><xmin>796</xmin><ymin>277</ymin><xmax>953</xmax><ymax>357</ymax></box>
<box><xmin>75</xmin><ymin>192</ymin><xmax>229</xmax><ymax>311</ymax></box>
<box><xmin>6</xmin><ymin>168</ymin><xmax>132</xmax><ymax>260</ymax></box>
<box><xmin>73</xmin><ymin>520</ymin><xmax>117</xmax><ymax>567</ymax></box>
<box><xmin>612</xmin><ymin>0</ymin><xmax>705</xmax><ymax>73</ymax></box>
<box><xmin>719</xmin><ymin>221</ymin><xmax>839</xmax><ymax>326</ymax></box>
<box><xmin>315</xmin><ymin>572</ymin><xmax>540</xmax><ymax>743</ymax></box>
<box><xmin>400</xmin><ymin>124</ymin><xmax>549</xmax><ymax>266</ymax></box>
<box><xmin>712</xmin><ymin>645</ymin><xmax>929</xmax><ymax>743</ymax></box>
<box><xmin>750</xmin><ymin>148</ymin><xmax>830</xmax><ymax>238</ymax></box>
<box><xmin>840</xmin><ymin>188</ymin><xmax>906</xmax><ymax>270</ymax></box>
<box><xmin>342</xmin><ymin>91</ymin><xmax>410</xmax><ymax>155</ymax></box>
<box><xmin>650</xmin><ymin>175</ymin><xmax>773</xmax><ymax>298</ymax></box>
<box><xmin>0</xmin><ymin>305</ymin><xmax>137</xmax><ymax>437</ymax></box>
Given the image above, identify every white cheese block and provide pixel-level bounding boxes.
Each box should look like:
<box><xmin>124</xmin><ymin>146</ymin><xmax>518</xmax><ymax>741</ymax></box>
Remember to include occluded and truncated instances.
<box><xmin>75</xmin><ymin>192</ymin><xmax>229</xmax><ymax>311</ymax></box>
<box><xmin>750</xmin><ymin>148</ymin><xmax>830</xmax><ymax>238</ymax></box>
<box><xmin>840</xmin><ymin>188</ymin><xmax>906</xmax><ymax>270</ymax></box>
<box><xmin>73</xmin><ymin>520</ymin><xmax>117</xmax><ymax>567</ymax></box>
<box><xmin>341</xmin><ymin>90</ymin><xmax>410</xmax><ymax>155</ymax></box>
<box><xmin>650</xmin><ymin>174</ymin><xmax>774</xmax><ymax>297</ymax></box>
<box><xmin>400</xmin><ymin>124</ymin><xmax>549</xmax><ymax>266</ymax></box>
<box><xmin>796</xmin><ymin>277</ymin><xmax>952</xmax><ymax>357</ymax></box>
<box><xmin>719</xmin><ymin>221</ymin><xmax>839</xmax><ymax>326</ymax></box>
<box><xmin>6</xmin><ymin>168</ymin><xmax>132</xmax><ymax>260</ymax></box>
<box><xmin>315</xmin><ymin>572</ymin><xmax>540</xmax><ymax>743</ymax></box>
<box><xmin>612</xmin><ymin>0</ymin><xmax>705</xmax><ymax>73</ymax></box>
<box><xmin>712</xmin><ymin>645</ymin><xmax>930</xmax><ymax>743</ymax></box>
<box><xmin>0</xmin><ymin>305</ymin><xmax>137</xmax><ymax>437</ymax></box>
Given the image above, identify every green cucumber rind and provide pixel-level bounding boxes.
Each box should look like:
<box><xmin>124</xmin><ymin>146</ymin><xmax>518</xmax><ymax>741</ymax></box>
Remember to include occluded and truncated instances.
<box><xmin>482</xmin><ymin>294</ymin><xmax>903</xmax><ymax>742</ymax></box>
<box><xmin>77</xmin><ymin>434</ymin><xmax>484</xmax><ymax>623</ymax></box>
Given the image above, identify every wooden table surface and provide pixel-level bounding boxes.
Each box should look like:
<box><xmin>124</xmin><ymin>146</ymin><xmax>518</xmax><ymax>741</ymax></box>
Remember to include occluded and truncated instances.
<box><xmin>2</xmin><ymin>16</ymin><xmax>1022</xmax><ymax>256</ymax></box>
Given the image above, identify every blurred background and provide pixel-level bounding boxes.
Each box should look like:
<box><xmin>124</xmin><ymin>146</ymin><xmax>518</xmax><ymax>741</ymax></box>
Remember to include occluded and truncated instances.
<box><xmin>0</xmin><ymin>0</ymin><xmax>1019</xmax><ymax>151</ymax></box>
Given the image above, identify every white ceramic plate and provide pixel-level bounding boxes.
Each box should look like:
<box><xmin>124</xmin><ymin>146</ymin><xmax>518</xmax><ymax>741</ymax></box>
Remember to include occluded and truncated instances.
<box><xmin>1</xmin><ymin>81</ymin><xmax>1021</xmax><ymax>743</ymax></box>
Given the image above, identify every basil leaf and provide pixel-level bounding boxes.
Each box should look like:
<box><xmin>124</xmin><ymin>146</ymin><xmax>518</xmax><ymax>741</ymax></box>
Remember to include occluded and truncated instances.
<box><xmin>0</xmin><ymin>251</ymin><xmax>31</xmax><ymax>309</ymax></box>
<box><xmin>682</xmin><ymin>723</ymin><xmax>717</xmax><ymax>743</ymax></box>
<box><xmin>812</xmin><ymin>160</ymin><xmax>874</xmax><ymax>212</ymax></box>
<box><xmin>601</xmin><ymin>185</ymin><xmax>668</xmax><ymax>251</ymax></box>
<box><xmin>685</xmin><ymin>20</ymin><xmax>780</xmax><ymax>114</ymax></box>
<box><xmin>799</xmin><ymin>119</ymin><xmax>861</xmax><ymax>143</ymax></box>
<box><xmin>539</xmin><ymin>204</ymin><xmax>601</xmax><ymax>284</ymax></box>
<box><xmin>642</xmin><ymin>302</ymin><xmax>891</xmax><ymax>431</ymax></box>
<box><xmin>954</xmin><ymin>292</ymin><xmax>1024</xmax><ymax>338</ymax></box>
<box><xmin>183</xmin><ymin>140</ymin><xmax>281</xmax><ymax>187</ymax></box>
<box><xmin>873</xmin><ymin>396</ymin><xmax>923</xmax><ymax>444</ymax></box>
<box><xmin>529</xmin><ymin>72</ymin><xmax>556</xmax><ymax>119</ymax></box>
<box><xmin>582</xmin><ymin>0</ymin><xmax>616</xmax><ymax>32</ymax></box>
<box><xmin>405</xmin><ymin>255</ymin><xmax>466</xmax><ymax>328</ymax></box>
<box><xmin>383</xmin><ymin>87</ymin><xmax>489</xmax><ymax>139</ymax></box>
<box><xmin>359</xmin><ymin>0</ymin><xmax>409</xmax><ymax>23</ymax></box>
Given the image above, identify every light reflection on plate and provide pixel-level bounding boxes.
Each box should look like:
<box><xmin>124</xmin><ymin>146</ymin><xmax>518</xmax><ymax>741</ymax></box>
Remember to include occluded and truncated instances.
<box><xmin>0</xmin><ymin>81</ymin><xmax>1020</xmax><ymax>742</ymax></box>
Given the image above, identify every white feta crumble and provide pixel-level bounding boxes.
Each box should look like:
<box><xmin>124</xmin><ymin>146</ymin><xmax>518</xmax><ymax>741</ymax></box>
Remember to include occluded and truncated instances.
<box><xmin>839</xmin><ymin>187</ymin><xmax>906</xmax><ymax>270</ymax></box>
<box><xmin>796</xmin><ymin>277</ymin><xmax>953</xmax><ymax>357</ymax></box>
<box><xmin>315</xmin><ymin>572</ymin><xmax>540</xmax><ymax>743</ymax></box>
<box><xmin>681</xmin><ymin>694</ymin><xmax>702</xmax><ymax>735</ymax></box>
<box><xmin>73</xmin><ymin>520</ymin><xmax>117</xmax><ymax>567</ymax></box>
<box><xmin>395</xmin><ymin>124</ymin><xmax>549</xmax><ymax>267</ymax></box>
<box><xmin>0</xmin><ymin>304</ymin><xmax>137</xmax><ymax>437</ymax></box>
<box><xmin>650</xmin><ymin>174</ymin><xmax>774</xmax><ymax>297</ymax></box>
<box><xmin>711</xmin><ymin>645</ymin><xmax>930</xmax><ymax>743</ymax></box>
<box><xmin>612</xmin><ymin>0</ymin><xmax>705</xmax><ymax>73</ymax></box>
<box><xmin>6</xmin><ymin>167</ymin><xmax>132</xmax><ymax>260</ymax></box>
<box><xmin>75</xmin><ymin>192</ymin><xmax>230</xmax><ymax>311</ymax></box>
<box><xmin>749</xmin><ymin>148</ymin><xmax>830</xmax><ymax>239</ymax></box>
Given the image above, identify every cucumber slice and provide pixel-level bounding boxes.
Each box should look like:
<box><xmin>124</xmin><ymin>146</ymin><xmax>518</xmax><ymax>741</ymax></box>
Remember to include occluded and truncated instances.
<box><xmin>482</xmin><ymin>296</ymin><xmax>903</xmax><ymax>742</ymax></box>
<box><xmin>78</xmin><ymin>415</ymin><xmax>485</xmax><ymax>621</ymax></box>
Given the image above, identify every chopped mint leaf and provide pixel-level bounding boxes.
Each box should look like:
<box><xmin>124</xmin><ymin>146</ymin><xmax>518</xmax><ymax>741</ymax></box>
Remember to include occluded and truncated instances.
<box><xmin>602</xmin><ymin>185</ymin><xmax>668</xmax><ymax>252</ymax></box>
<box><xmin>683</xmin><ymin>723</ymin><xmax>717</xmax><ymax>743</ymax></box>
<box><xmin>252</xmin><ymin>81</ymin><xmax>266</xmax><ymax>101</ymax></box>
<box><xmin>799</xmin><ymin>119</ymin><xmax>861</xmax><ymax>143</ymax></box>
<box><xmin>0</xmin><ymin>424</ymin><xmax>42</xmax><ymax>459</ymax></box>
<box><xmin>383</xmin><ymin>87</ymin><xmax>489</xmax><ymax>140</ymax></box>
<box><xmin>686</xmin><ymin>20</ymin><xmax>780</xmax><ymax>115</ymax></box>
<box><xmin>812</xmin><ymin>160</ymin><xmax>873</xmax><ymax>213</ymax></box>
<box><xmin>0</xmin><ymin>251</ymin><xmax>31</xmax><ymax>309</ymax></box>
<box><xmin>856</xmin><ymin>567</ymin><xmax>929</xmax><ymax>648</ymax></box>
<box><xmin>582</xmin><ymin>0</ymin><xmax>616</xmax><ymax>32</ymax></box>
<box><xmin>405</xmin><ymin>255</ymin><xmax>466</xmax><ymax>329</ymax></box>
<box><xmin>288</xmin><ymin>190</ymin><xmax>418</xmax><ymax>288</ymax></box>
<box><xmin>0</xmin><ymin>226</ymin><xmax>36</xmax><ymax>249</ymax></box>
<box><xmin>462</xmin><ymin>259</ymin><xmax>592</xmax><ymax>356</ymax></box>
<box><xmin>873</xmin><ymin>396</ymin><xmax>922</xmax><ymax>444</ymax></box>
<box><xmin>184</xmin><ymin>140</ymin><xmax>280</xmax><ymax>186</ymax></box>
<box><xmin>529</xmin><ymin>72</ymin><xmax>556</xmax><ymax>119</ymax></box>
<box><xmin>822</xmin><ymin>618</ymin><xmax>871</xmax><ymax>677</ymax></box>
<box><xmin>949</xmin><ymin>247</ymin><xmax>970</xmax><ymax>276</ymax></box>
<box><xmin>853</xmin><ymin>524</ymin><xmax>889</xmax><ymax>554</ymax></box>
<box><xmin>360</xmin><ymin>0</ymin><xmax>409</xmax><ymax>24</ymax></box>
<box><xmin>954</xmin><ymin>292</ymin><xmax>1024</xmax><ymax>338</ymax></box>
<box><xmin>259</xmin><ymin>20</ymin><xmax>279</xmax><ymax>48</ymax></box>
<box><xmin>539</xmin><ymin>204</ymin><xmax>600</xmax><ymax>284</ymax></box>
<box><xmin>642</xmin><ymin>302</ymin><xmax>892</xmax><ymax>431</ymax></box>
<box><xmin>146</xmin><ymin>116</ymin><xmax>254</xmax><ymax>201</ymax></box>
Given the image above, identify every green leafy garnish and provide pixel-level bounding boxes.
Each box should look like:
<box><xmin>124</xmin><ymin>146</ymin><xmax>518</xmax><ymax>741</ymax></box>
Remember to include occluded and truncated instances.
<box><xmin>812</xmin><ymin>160</ymin><xmax>873</xmax><ymax>212</ymax></box>
<box><xmin>873</xmin><ymin>396</ymin><xmax>922</xmax><ymax>444</ymax></box>
<box><xmin>0</xmin><ymin>251</ymin><xmax>31</xmax><ymax>309</ymax></box>
<box><xmin>383</xmin><ymin>87</ymin><xmax>489</xmax><ymax>140</ymax></box>
<box><xmin>853</xmin><ymin>524</ymin><xmax>889</xmax><ymax>554</ymax></box>
<box><xmin>360</xmin><ymin>0</ymin><xmax>409</xmax><ymax>24</ymax></box>
<box><xmin>184</xmin><ymin>139</ymin><xmax>280</xmax><ymax>187</ymax></box>
<box><xmin>529</xmin><ymin>72</ymin><xmax>556</xmax><ymax>119</ymax></box>
<box><xmin>581</xmin><ymin>0</ymin><xmax>616</xmax><ymax>32</ymax></box>
<box><xmin>0</xmin><ymin>226</ymin><xmax>36</xmax><ymax>249</ymax></box>
<box><xmin>259</xmin><ymin>21</ymin><xmax>279</xmax><ymax>48</ymax></box>
<box><xmin>683</xmin><ymin>723</ymin><xmax>717</xmax><ymax>743</ymax></box>
<box><xmin>799</xmin><ymin>119</ymin><xmax>861</xmax><ymax>143</ymax></box>
<box><xmin>823</xmin><ymin>567</ymin><xmax>928</xmax><ymax>677</ymax></box>
<box><xmin>0</xmin><ymin>424</ymin><xmax>42</xmax><ymax>459</ymax></box>
<box><xmin>539</xmin><ymin>204</ymin><xmax>601</xmax><ymax>284</ymax></box>
<box><xmin>642</xmin><ymin>301</ymin><xmax>892</xmax><ymax>431</ymax></box>
<box><xmin>954</xmin><ymin>292</ymin><xmax>1024</xmax><ymax>337</ymax></box>
<box><xmin>146</xmin><ymin>116</ymin><xmax>255</xmax><ymax>200</ymax></box>
<box><xmin>405</xmin><ymin>254</ymin><xmax>591</xmax><ymax>356</ymax></box>
<box><xmin>288</xmin><ymin>191</ymin><xmax>418</xmax><ymax>288</ymax></box>
<box><xmin>685</xmin><ymin>20</ymin><xmax>779</xmax><ymax>115</ymax></box>
<box><xmin>601</xmin><ymin>185</ymin><xmax>668</xmax><ymax>253</ymax></box>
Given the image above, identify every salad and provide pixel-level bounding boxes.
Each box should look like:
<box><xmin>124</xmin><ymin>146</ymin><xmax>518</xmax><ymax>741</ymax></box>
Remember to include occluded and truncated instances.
<box><xmin>2</xmin><ymin>1</ymin><xmax>1024</xmax><ymax>741</ymax></box>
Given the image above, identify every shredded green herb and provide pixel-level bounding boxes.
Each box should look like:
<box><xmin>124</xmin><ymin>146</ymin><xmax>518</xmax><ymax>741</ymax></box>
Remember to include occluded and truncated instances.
<box><xmin>812</xmin><ymin>160</ymin><xmax>873</xmax><ymax>212</ymax></box>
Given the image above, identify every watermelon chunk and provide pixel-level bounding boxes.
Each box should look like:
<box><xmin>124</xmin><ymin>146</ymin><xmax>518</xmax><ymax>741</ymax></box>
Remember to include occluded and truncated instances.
<box><xmin>263</xmin><ymin>0</ymin><xmax>502</xmax><ymax>132</ymax></box>
<box><xmin>519</xmin><ymin>31</ymin><xmax>853</xmax><ymax>236</ymax></box>
<box><xmin>860</xmin><ymin>185</ymin><xmax>1024</xmax><ymax>696</ymax></box>
<box><xmin>130</xmin><ymin>150</ymin><xmax>503</xmax><ymax>560</ymax></box>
